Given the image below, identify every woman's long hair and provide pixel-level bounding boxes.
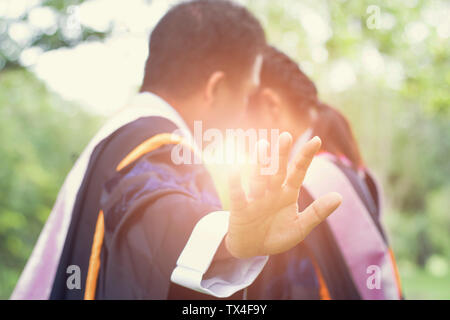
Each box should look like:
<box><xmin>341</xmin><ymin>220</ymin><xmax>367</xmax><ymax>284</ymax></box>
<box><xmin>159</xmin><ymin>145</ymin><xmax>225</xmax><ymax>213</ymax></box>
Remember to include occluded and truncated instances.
<box><xmin>259</xmin><ymin>45</ymin><xmax>364</xmax><ymax>170</ymax></box>
<box><xmin>311</xmin><ymin>102</ymin><xmax>364</xmax><ymax>171</ymax></box>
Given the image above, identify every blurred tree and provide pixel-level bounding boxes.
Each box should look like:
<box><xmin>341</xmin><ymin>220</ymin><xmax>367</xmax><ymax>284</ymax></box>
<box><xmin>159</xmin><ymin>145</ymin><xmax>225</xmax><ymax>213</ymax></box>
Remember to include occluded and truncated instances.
<box><xmin>0</xmin><ymin>0</ymin><xmax>111</xmax><ymax>70</ymax></box>
<box><xmin>0</xmin><ymin>69</ymin><xmax>101</xmax><ymax>298</ymax></box>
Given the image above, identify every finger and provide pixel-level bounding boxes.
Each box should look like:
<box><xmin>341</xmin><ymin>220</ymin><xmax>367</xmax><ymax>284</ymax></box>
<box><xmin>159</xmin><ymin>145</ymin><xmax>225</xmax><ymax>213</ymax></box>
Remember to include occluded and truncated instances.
<box><xmin>229</xmin><ymin>167</ymin><xmax>247</xmax><ymax>212</ymax></box>
<box><xmin>268</xmin><ymin>131</ymin><xmax>292</xmax><ymax>191</ymax></box>
<box><xmin>248</xmin><ymin>139</ymin><xmax>270</xmax><ymax>200</ymax></box>
<box><xmin>284</xmin><ymin>136</ymin><xmax>321</xmax><ymax>199</ymax></box>
<box><xmin>294</xmin><ymin>192</ymin><xmax>342</xmax><ymax>241</ymax></box>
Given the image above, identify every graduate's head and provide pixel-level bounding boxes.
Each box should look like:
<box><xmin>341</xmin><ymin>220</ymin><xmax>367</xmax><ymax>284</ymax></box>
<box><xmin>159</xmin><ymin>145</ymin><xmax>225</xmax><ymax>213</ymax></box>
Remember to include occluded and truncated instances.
<box><xmin>141</xmin><ymin>0</ymin><xmax>266</xmax><ymax>129</ymax></box>
<box><xmin>246</xmin><ymin>46</ymin><xmax>318</xmax><ymax>138</ymax></box>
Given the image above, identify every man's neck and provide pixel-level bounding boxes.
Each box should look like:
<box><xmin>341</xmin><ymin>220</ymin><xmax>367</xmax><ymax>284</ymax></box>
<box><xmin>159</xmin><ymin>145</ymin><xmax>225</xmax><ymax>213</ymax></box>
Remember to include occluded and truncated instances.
<box><xmin>143</xmin><ymin>88</ymin><xmax>201</xmax><ymax>133</ymax></box>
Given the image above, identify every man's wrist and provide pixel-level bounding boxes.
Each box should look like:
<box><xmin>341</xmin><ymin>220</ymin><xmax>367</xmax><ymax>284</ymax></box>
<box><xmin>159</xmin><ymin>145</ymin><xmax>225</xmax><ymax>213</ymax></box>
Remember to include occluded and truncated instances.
<box><xmin>223</xmin><ymin>233</ymin><xmax>253</xmax><ymax>259</ymax></box>
<box><xmin>213</xmin><ymin>235</ymin><xmax>234</xmax><ymax>260</ymax></box>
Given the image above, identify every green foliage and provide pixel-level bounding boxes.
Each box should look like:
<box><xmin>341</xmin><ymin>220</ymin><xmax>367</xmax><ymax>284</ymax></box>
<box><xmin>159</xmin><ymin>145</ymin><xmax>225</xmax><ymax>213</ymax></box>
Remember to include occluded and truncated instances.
<box><xmin>0</xmin><ymin>69</ymin><xmax>101</xmax><ymax>298</ymax></box>
<box><xmin>399</xmin><ymin>263</ymin><xmax>450</xmax><ymax>300</ymax></box>
<box><xmin>0</xmin><ymin>0</ymin><xmax>110</xmax><ymax>70</ymax></box>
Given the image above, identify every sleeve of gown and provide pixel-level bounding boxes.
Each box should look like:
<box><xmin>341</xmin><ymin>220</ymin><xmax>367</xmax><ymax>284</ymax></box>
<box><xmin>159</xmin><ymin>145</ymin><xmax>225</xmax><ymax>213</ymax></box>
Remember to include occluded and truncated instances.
<box><xmin>171</xmin><ymin>210</ymin><xmax>268</xmax><ymax>298</ymax></box>
<box><xmin>101</xmin><ymin>156</ymin><xmax>268</xmax><ymax>299</ymax></box>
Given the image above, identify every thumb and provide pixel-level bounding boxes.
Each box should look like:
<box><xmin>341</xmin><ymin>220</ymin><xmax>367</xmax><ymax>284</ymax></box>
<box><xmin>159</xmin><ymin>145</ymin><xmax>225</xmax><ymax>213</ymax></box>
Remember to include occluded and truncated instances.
<box><xmin>294</xmin><ymin>192</ymin><xmax>342</xmax><ymax>241</ymax></box>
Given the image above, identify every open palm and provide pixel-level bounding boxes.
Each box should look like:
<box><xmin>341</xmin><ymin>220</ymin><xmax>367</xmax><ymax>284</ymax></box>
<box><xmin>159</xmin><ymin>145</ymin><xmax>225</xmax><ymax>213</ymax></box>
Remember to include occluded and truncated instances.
<box><xmin>225</xmin><ymin>133</ymin><xmax>342</xmax><ymax>259</ymax></box>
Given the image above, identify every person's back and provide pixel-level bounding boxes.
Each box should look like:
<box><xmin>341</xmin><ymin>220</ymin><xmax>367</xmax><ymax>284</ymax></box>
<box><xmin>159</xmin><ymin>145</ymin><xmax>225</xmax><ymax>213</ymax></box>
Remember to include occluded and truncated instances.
<box><xmin>246</xmin><ymin>45</ymin><xmax>402</xmax><ymax>299</ymax></box>
<box><xmin>13</xmin><ymin>0</ymin><xmax>269</xmax><ymax>300</ymax></box>
<box><xmin>301</xmin><ymin>104</ymin><xmax>402</xmax><ymax>299</ymax></box>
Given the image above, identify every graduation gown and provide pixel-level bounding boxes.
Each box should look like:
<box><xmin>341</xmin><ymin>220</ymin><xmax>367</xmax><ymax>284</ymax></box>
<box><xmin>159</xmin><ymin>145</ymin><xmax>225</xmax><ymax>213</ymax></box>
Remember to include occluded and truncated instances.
<box><xmin>11</xmin><ymin>93</ymin><xmax>267</xmax><ymax>300</ymax></box>
<box><xmin>248</xmin><ymin>148</ymin><xmax>402</xmax><ymax>300</ymax></box>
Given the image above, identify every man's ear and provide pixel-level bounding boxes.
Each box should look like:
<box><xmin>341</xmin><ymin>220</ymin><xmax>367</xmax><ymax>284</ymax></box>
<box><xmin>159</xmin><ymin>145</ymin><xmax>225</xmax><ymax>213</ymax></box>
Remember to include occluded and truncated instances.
<box><xmin>205</xmin><ymin>71</ymin><xmax>225</xmax><ymax>104</ymax></box>
<box><xmin>261</xmin><ymin>87</ymin><xmax>282</xmax><ymax>120</ymax></box>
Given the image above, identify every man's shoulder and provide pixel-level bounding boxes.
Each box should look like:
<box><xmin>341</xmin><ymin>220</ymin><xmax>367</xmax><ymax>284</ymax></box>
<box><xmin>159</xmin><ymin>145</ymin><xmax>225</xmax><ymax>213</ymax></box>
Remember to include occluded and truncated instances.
<box><xmin>107</xmin><ymin>115</ymin><xmax>180</xmax><ymax>149</ymax></box>
<box><xmin>93</xmin><ymin>115</ymin><xmax>180</xmax><ymax>172</ymax></box>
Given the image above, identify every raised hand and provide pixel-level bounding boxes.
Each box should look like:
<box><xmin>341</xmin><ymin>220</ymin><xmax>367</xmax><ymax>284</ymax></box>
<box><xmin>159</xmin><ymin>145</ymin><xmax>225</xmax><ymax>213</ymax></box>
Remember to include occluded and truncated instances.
<box><xmin>225</xmin><ymin>132</ymin><xmax>342</xmax><ymax>259</ymax></box>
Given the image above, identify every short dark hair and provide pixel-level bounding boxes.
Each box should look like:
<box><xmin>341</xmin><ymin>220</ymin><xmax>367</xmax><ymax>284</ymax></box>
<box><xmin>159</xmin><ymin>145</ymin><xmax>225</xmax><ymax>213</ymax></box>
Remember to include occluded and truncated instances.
<box><xmin>259</xmin><ymin>45</ymin><xmax>318</xmax><ymax>112</ymax></box>
<box><xmin>141</xmin><ymin>0</ymin><xmax>266</xmax><ymax>98</ymax></box>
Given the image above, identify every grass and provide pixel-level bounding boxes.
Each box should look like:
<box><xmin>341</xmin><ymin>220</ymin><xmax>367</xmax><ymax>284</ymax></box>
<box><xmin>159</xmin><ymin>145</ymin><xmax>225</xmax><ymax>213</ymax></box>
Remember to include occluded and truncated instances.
<box><xmin>400</xmin><ymin>266</ymin><xmax>450</xmax><ymax>300</ymax></box>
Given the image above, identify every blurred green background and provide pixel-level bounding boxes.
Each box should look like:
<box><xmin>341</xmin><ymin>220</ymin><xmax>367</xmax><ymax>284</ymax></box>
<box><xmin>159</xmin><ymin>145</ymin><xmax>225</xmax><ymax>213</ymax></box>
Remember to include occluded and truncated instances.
<box><xmin>0</xmin><ymin>0</ymin><xmax>449</xmax><ymax>299</ymax></box>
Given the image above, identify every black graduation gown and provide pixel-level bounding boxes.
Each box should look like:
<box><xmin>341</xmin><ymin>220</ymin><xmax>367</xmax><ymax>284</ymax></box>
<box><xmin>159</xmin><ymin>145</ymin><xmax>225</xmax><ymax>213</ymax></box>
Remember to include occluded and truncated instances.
<box><xmin>49</xmin><ymin>116</ymin><xmax>242</xmax><ymax>299</ymax></box>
